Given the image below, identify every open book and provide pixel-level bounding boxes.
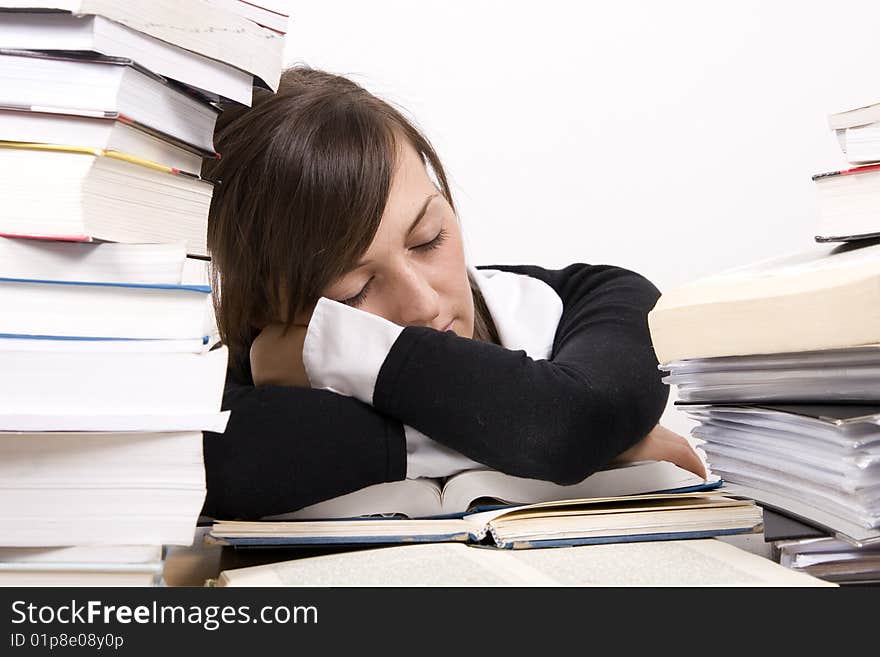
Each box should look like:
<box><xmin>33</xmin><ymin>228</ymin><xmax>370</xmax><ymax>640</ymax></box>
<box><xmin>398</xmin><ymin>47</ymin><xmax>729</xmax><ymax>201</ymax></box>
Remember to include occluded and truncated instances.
<box><xmin>211</xmin><ymin>539</ymin><xmax>832</xmax><ymax>587</ymax></box>
<box><xmin>264</xmin><ymin>460</ymin><xmax>719</xmax><ymax>521</ymax></box>
<box><xmin>208</xmin><ymin>491</ymin><xmax>760</xmax><ymax>550</ymax></box>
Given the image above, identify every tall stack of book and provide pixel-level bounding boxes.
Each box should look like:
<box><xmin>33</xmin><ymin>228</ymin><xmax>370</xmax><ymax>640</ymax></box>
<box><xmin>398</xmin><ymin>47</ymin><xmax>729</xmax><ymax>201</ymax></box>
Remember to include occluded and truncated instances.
<box><xmin>0</xmin><ymin>1</ymin><xmax>285</xmax><ymax>586</ymax></box>
<box><xmin>647</xmin><ymin>100</ymin><xmax>880</xmax><ymax>584</ymax></box>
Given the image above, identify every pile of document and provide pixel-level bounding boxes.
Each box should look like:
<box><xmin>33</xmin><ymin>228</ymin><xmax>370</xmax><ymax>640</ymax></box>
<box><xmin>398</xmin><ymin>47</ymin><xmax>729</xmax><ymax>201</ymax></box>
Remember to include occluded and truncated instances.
<box><xmin>0</xmin><ymin>1</ymin><xmax>286</xmax><ymax>586</ymax></box>
<box><xmin>648</xmin><ymin>100</ymin><xmax>880</xmax><ymax>583</ymax></box>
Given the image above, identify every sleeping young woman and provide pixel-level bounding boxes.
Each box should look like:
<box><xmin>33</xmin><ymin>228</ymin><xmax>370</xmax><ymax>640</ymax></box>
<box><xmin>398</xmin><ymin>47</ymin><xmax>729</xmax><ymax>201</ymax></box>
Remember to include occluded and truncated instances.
<box><xmin>201</xmin><ymin>66</ymin><xmax>706</xmax><ymax>520</ymax></box>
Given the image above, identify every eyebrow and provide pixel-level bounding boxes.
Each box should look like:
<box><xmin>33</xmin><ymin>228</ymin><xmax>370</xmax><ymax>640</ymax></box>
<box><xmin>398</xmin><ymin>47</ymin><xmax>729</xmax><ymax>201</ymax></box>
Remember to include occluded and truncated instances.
<box><xmin>354</xmin><ymin>193</ymin><xmax>439</xmax><ymax>268</ymax></box>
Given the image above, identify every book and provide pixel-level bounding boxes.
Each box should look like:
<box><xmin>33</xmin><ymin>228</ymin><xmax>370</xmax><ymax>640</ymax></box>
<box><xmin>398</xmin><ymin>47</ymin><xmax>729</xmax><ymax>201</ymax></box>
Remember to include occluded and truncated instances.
<box><xmin>0</xmin><ymin>238</ymin><xmax>190</xmax><ymax>284</ymax></box>
<box><xmin>647</xmin><ymin>240</ymin><xmax>880</xmax><ymax>363</ymax></box>
<box><xmin>0</xmin><ymin>12</ymin><xmax>254</xmax><ymax>104</ymax></box>
<box><xmin>0</xmin><ymin>545</ymin><xmax>163</xmax><ymax>586</ymax></box>
<box><xmin>829</xmin><ymin>100</ymin><xmax>880</xmax><ymax>132</ymax></box>
<box><xmin>0</xmin><ymin>277</ymin><xmax>215</xmax><ymax>340</ymax></box>
<box><xmin>0</xmin><ymin>339</ymin><xmax>228</xmax><ymax>417</ymax></box>
<box><xmin>207</xmin><ymin>0</ymin><xmax>290</xmax><ymax>34</ymax></box>
<box><xmin>0</xmin><ymin>0</ymin><xmax>284</xmax><ymax>91</ymax></box>
<box><xmin>265</xmin><ymin>460</ymin><xmax>720</xmax><ymax>521</ymax></box>
<box><xmin>208</xmin><ymin>491</ymin><xmax>762</xmax><ymax>550</ymax></box>
<box><xmin>210</xmin><ymin>538</ymin><xmax>833</xmax><ymax>586</ymax></box>
<box><xmin>0</xmin><ymin>50</ymin><xmax>220</xmax><ymax>153</ymax></box>
<box><xmin>833</xmin><ymin>122</ymin><xmax>880</xmax><ymax>166</ymax></box>
<box><xmin>0</xmin><ymin>430</ymin><xmax>208</xmax><ymax>546</ymax></box>
<box><xmin>813</xmin><ymin>164</ymin><xmax>880</xmax><ymax>242</ymax></box>
<box><xmin>0</xmin><ymin>108</ymin><xmax>210</xmax><ymax>173</ymax></box>
<box><xmin>0</xmin><ymin>142</ymin><xmax>213</xmax><ymax>255</ymax></box>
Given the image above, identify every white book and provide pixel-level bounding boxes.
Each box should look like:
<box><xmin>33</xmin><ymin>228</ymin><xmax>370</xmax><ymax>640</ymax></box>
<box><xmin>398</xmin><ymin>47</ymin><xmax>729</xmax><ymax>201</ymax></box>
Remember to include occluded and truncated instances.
<box><xmin>0</xmin><ymin>0</ymin><xmax>283</xmax><ymax>91</ymax></box>
<box><xmin>0</xmin><ymin>344</ymin><xmax>228</xmax><ymax>416</ymax></box>
<box><xmin>0</xmin><ymin>145</ymin><xmax>214</xmax><ymax>256</ymax></box>
<box><xmin>0</xmin><ymin>13</ymin><xmax>254</xmax><ymax>104</ymax></box>
<box><xmin>0</xmin><ymin>277</ymin><xmax>215</xmax><ymax>339</ymax></box>
<box><xmin>207</xmin><ymin>0</ymin><xmax>289</xmax><ymax>34</ymax></box>
<box><xmin>835</xmin><ymin>124</ymin><xmax>880</xmax><ymax>165</ymax></box>
<box><xmin>0</xmin><ymin>431</ymin><xmax>206</xmax><ymax>546</ymax></box>
<box><xmin>0</xmin><ymin>108</ymin><xmax>207</xmax><ymax>173</ymax></box>
<box><xmin>0</xmin><ymin>411</ymin><xmax>229</xmax><ymax>433</ymax></box>
<box><xmin>0</xmin><ymin>545</ymin><xmax>162</xmax><ymax>564</ymax></box>
<box><xmin>0</xmin><ymin>50</ymin><xmax>219</xmax><ymax>152</ymax></box>
<box><xmin>0</xmin><ymin>238</ymin><xmax>187</xmax><ymax>284</ymax></box>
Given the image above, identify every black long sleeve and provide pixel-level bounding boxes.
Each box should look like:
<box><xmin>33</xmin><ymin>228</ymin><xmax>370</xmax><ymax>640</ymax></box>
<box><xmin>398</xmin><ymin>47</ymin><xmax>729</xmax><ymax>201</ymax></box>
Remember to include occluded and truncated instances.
<box><xmin>373</xmin><ymin>263</ymin><xmax>668</xmax><ymax>484</ymax></box>
<box><xmin>202</xmin><ymin>262</ymin><xmax>668</xmax><ymax>519</ymax></box>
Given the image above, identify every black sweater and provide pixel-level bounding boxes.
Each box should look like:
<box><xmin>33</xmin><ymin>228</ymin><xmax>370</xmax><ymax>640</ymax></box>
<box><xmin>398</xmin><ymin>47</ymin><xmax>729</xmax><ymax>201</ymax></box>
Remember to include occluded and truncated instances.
<box><xmin>202</xmin><ymin>263</ymin><xmax>668</xmax><ymax>520</ymax></box>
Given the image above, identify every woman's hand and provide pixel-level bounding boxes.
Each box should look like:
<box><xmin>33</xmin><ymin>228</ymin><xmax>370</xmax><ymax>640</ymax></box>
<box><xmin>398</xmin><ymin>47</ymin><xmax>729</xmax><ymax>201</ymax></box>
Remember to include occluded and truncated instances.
<box><xmin>250</xmin><ymin>323</ymin><xmax>311</xmax><ymax>387</ymax></box>
<box><xmin>611</xmin><ymin>424</ymin><xmax>707</xmax><ymax>479</ymax></box>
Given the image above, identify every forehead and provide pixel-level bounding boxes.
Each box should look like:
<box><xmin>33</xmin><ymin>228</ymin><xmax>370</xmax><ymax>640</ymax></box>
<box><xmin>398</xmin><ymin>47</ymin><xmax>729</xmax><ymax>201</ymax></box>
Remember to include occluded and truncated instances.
<box><xmin>381</xmin><ymin>139</ymin><xmax>439</xmax><ymax>230</ymax></box>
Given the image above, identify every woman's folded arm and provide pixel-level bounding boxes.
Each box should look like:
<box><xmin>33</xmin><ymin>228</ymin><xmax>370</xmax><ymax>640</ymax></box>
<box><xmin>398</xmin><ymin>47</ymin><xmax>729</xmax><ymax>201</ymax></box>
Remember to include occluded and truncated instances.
<box><xmin>303</xmin><ymin>262</ymin><xmax>669</xmax><ymax>485</ymax></box>
<box><xmin>202</xmin><ymin>380</ymin><xmax>407</xmax><ymax>520</ymax></box>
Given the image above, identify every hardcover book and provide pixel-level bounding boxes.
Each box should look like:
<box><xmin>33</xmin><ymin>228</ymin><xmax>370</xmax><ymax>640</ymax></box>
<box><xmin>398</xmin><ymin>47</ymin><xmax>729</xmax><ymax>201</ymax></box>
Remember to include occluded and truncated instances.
<box><xmin>207</xmin><ymin>491</ymin><xmax>762</xmax><ymax>550</ymax></box>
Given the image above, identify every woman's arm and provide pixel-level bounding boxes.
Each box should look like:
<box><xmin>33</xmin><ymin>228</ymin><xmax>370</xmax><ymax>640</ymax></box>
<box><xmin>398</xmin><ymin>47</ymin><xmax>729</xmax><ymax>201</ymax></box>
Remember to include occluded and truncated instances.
<box><xmin>202</xmin><ymin>379</ymin><xmax>407</xmax><ymax>520</ymax></box>
<box><xmin>302</xmin><ymin>263</ymin><xmax>670</xmax><ymax>486</ymax></box>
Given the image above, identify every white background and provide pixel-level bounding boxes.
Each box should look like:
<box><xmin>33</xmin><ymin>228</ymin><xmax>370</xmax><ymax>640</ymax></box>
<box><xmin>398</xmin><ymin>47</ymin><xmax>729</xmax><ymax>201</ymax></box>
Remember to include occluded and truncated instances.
<box><xmin>280</xmin><ymin>0</ymin><xmax>874</xmax><ymax>435</ymax></box>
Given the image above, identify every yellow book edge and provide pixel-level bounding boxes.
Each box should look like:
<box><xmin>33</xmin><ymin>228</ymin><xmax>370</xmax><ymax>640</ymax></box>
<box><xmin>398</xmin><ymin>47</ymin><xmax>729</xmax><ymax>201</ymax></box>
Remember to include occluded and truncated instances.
<box><xmin>0</xmin><ymin>141</ymin><xmax>203</xmax><ymax>179</ymax></box>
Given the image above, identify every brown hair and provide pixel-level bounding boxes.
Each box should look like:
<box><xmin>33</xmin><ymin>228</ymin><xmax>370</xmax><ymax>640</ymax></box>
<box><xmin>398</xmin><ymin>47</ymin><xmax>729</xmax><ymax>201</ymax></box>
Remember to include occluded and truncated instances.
<box><xmin>205</xmin><ymin>65</ymin><xmax>498</xmax><ymax>383</ymax></box>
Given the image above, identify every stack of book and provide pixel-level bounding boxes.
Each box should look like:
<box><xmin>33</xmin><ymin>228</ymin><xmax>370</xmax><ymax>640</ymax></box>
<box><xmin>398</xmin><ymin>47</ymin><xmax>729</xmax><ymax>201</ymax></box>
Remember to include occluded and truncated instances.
<box><xmin>647</xmin><ymin>101</ymin><xmax>880</xmax><ymax>582</ymax></box>
<box><xmin>0</xmin><ymin>2</ymin><xmax>285</xmax><ymax>586</ymax></box>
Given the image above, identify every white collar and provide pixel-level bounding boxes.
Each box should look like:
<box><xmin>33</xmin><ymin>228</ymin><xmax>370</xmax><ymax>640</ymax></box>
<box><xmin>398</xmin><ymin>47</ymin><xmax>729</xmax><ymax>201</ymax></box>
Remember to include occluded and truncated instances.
<box><xmin>467</xmin><ymin>264</ymin><xmax>563</xmax><ymax>360</ymax></box>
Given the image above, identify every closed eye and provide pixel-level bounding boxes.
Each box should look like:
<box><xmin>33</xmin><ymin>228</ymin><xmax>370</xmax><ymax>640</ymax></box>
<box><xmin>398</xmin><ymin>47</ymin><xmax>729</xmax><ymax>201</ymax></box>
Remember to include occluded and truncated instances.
<box><xmin>341</xmin><ymin>278</ymin><xmax>372</xmax><ymax>308</ymax></box>
<box><xmin>415</xmin><ymin>228</ymin><xmax>448</xmax><ymax>251</ymax></box>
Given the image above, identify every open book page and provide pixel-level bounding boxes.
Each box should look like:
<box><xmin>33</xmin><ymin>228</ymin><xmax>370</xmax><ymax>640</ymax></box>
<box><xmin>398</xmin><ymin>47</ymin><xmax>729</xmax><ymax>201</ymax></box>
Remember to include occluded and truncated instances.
<box><xmin>264</xmin><ymin>479</ymin><xmax>444</xmax><ymax>520</ymax></box>
<box><xmin>265</xmin><ymin>460</ymin><xmax>718</xmax><ymax>521</ymax></box>
<box><xmin>440</xmin><ymin>461</ymin><xmax>717</xmax><ymax>513</ymax></box>
<box><xmin>215</xmin><ymin>539</ymin><xmax>834</xmax><ymax>587</ymax></box>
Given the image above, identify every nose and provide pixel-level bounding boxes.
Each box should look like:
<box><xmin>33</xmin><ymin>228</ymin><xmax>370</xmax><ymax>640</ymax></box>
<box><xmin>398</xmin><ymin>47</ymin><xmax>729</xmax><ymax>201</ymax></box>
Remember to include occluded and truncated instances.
<box><xmin>391</xmin><ymin>265</ymin><xmax>441</xmax><ymax>327</ymax></box>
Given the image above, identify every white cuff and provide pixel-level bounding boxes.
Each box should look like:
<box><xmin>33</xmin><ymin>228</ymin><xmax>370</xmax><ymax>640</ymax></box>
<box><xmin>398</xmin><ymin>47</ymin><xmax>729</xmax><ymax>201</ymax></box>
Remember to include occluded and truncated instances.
<box><xmin>404</xmin><ymin>424</ymin><xmax>485</xmax><ymax>479</ymax></box>
<box><xmin>301</xmin><ymin>296</ymin><xmax>404</xmax><ymax>404</ymax></box>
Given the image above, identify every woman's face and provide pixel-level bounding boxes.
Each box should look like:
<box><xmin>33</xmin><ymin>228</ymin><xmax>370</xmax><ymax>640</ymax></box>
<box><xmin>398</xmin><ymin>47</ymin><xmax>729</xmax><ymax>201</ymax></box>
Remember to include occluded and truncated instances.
<box><xmin>321</xmin><ymin>139</ymin><xmax>475</xmax><ymax>339</ymax></box>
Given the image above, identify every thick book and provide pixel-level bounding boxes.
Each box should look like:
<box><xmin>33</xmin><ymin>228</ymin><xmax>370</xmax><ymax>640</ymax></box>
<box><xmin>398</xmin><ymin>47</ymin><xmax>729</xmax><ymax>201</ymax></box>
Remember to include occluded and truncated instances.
<box><xmin>0</xmin><ymin>12</ymin><xmax>255</xmax><ymax>104</ymax></box>
<box><xmin>0</xmin><ymin>50</ymin><xmax>220</xmax><ymax>153</ymax></box>
<box><xmin>647</xmin><ymin>240</ymin><xmax>880</xmax><ymax>363</ymax></box>
<box><xmin>266</xmin><ymin>460</ymin><xmax>720</xmax><ymax>520</ymax></box>
<box><xmin>0</xmin><ymin>430</ymin><xmax>208</xmax><ymax>546</ymax></box>
<box><xmin>0</xmin><ymin>142</ymin><xmax>213</xmax><ymax>256</ymax></box>
<box><xmin>0</xmin><ymin>276</ymin><xmax>215</xmax><ymax>339</ymax></box>
<box><xmin>0</xmin><ymin>0</ymin><xmax>284</xmax><ymax>91</ymax></box>
<box><xmin>833</xmin><ymin>122</ymin><xmax>880</xmax><ymax>166</ymax></box>
<box><xmin>0</xmin><ymin>238</ymin><xmax>192</xmax><ymax>285</ymax></box>
<box><xmin>813</xmin><ymin>164</ymin><xmax>880</xmax><ymax>242</ymax></box>
<box><xmin>0</xmin><ymin>545</ymin><xmax>163</xmax><ymax>587</ymax></box>
<box><xmin>0</xmin><ymin>339</ymin><xmax>228</xmax><ymax>417</ymax></box>
<box><xmin>208</xmin><ymin>491</ymin><xmax>761</xmax><ymax>550</ymax></box>
<box><xmin>211</xmin><ymin>539</ymin><xmax>833</xmax><ymax>587</ymax></box>
<box><xmin>0</xmin><ymin>108</ymin><xmax>211</xmax><ymax>174</ymax></box>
